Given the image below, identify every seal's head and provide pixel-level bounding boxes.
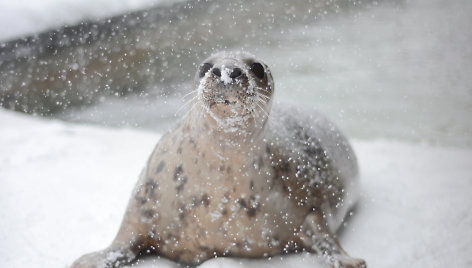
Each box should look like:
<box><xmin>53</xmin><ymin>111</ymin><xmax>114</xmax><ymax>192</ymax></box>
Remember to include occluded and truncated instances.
<box><xmin>194</xmin><ymin>51</ymin><xmax>274</xmax><ymax>135</ymax></box>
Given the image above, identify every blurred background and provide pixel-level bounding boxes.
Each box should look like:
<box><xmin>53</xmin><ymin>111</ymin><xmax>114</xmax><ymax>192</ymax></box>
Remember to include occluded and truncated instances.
<box><xmin>1</xmin><ymin>0</ymin><xmax>471</xmax><ymax>147</ymax></box>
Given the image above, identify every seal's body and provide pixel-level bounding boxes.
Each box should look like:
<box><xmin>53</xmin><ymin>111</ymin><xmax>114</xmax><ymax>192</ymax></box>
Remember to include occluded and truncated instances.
<box><xmin>72</xmin><ymin>52</ymin><xmax>366</xmax><ymax>268</ymax></box>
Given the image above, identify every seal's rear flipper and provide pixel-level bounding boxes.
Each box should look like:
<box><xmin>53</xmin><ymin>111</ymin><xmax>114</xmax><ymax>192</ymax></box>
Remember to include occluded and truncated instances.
<box><xmin>71</xmin><ymin>221</ymin><xmax>146</xmax><ymax>268</ymax></box>
<box><xmin>71</xmin><ymin>242</ymin><xmax>138</xmax><ymax>268</ymax></box>
<box><xmin>298</xmin><ymin>211</ymin><xmax>367</xmax><ymax>268</ymax></box>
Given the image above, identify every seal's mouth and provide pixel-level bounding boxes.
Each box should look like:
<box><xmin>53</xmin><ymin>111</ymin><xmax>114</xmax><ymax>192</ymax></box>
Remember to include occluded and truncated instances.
<box><xmin>199</xmin><ymin>68</ymin><xmax>255</xmax><ymax>115</ymax></box>
<box><xmin>210</xmin><ymin>99</ymin><xmax>237</xmax><ymax>107</ymax></box>
<box><xmin>206</xmin><ymin>93</ymin><xmax>252</xmax><ymax>118</ymax></box>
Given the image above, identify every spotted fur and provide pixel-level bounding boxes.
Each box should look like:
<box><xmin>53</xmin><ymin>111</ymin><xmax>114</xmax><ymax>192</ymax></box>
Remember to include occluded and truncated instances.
<box><xmin>72</xmin><ymin>52</ymin><xmax>365</xmax><ymax>268</ymax></box>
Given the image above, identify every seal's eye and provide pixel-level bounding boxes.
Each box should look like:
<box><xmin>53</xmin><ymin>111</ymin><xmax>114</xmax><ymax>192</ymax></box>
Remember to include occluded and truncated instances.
<box><xmin>199</xmin><ymin>63</ymin><xmax>213</xmax><ymax>78</ymax></box>
<box><xmin>250</xmin><ymin>62</ymin><xmax>265</xmax><ymax>79</ymax></box>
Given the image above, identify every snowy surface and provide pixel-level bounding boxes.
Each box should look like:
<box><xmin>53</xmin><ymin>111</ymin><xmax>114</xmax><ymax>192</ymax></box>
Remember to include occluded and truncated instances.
<box><xmin>1</xmin><ymin>109</ymin><xmax>471</xmax><ymax>267</ymax></box>
<box><xmin>0</xmin><ymin>0</ymin><xmax>179</xmax><ymax>41</ymax></box>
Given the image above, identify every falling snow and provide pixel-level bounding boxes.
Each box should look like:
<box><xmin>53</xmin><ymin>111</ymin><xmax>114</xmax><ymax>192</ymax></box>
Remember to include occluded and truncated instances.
<box><xmin>1</xmin><ymin>0</ymin><xmax>471</xmax><ymax>267</ymax></box>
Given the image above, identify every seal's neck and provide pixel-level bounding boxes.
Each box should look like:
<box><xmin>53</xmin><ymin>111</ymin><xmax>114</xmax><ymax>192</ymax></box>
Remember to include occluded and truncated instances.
<box><xmin>182</xmin><ymin>105</ymin><xmax>265</xmax><ymax>154</ymax></box>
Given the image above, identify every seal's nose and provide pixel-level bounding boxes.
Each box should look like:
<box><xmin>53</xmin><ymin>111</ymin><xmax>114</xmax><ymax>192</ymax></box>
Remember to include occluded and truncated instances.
<box><xmin>213</xmin><ymin>66</ymin><xmax>242</xmax><ymax>80</ymax></box>
<box><xmin>212</xmin><ymin>68</ymin><xmax>221</xmax><ymax>77</ymax></box>
<box><xmin>229</xmin><ymin>68</ymin><xmax>242</xmax><ymax>79</ymax></box>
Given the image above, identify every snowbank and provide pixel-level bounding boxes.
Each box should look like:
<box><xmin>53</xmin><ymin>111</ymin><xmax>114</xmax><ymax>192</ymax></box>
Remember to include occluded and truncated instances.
<box><xmin>0</xmin><ymin>0</ymin><xmax>179</xmax><ymax>41</ymax></box>
<box><xmin>0</xmin><ymin>109</ymin><xmax>471</xmax><ymax>267</ymax></box>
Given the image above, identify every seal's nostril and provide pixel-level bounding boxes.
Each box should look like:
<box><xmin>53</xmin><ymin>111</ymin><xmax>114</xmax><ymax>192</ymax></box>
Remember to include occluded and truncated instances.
<box><xmin>213</xmin><ymin>68</ymin><xmax>221</xmax><ymax>77</ymax></box>
<box><xmin>199</xmin><ymin>62</ymin><xmax>213</xmax><ymax>78</ymax></box>
<box><xmin>230</xmin><ymin>68</ymin><xmax>242</xmax><ymax>79</ymax></box>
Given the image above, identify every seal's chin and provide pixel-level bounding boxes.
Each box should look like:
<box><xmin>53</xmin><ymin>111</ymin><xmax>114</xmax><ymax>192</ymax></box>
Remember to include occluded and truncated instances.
<box><xmin>201</xmin><ymin>80</ymin><xmax>255</xmax><ymax>120</ymax></box>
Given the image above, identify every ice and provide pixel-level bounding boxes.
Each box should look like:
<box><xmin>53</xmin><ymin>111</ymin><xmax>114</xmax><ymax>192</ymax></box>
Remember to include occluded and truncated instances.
<box><xmin>1</xmin><ymin>109</ymin><xmax>471</xmax><ymax>267</ymax></box>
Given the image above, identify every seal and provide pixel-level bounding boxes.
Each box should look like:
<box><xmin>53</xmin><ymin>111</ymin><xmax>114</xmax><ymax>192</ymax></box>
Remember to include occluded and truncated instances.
<box><xmin>71</xmin><ymin>51</ymin><xmax>366</xmax><ymax>268</ymax></box>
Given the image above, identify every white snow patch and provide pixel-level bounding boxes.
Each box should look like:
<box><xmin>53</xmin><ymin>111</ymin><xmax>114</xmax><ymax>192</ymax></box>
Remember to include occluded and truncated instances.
<box><xmin>220</xmin><ymin>66</ymin><xmax>233</xmax><ymax>85</ymax></box>
<box><xmin>210</xmin><ymin>210</ymin><xmax>223</xmax><ymax>222</ymax></box>
<box><xmin>0</xmin><ymin>0</ymin><xmax>182</xmax><ymax>41</ymax></box>
<box><xmin>0</xmin><ymin>109</ymin><xmax>471</xmax><ymax>267</ymax></box>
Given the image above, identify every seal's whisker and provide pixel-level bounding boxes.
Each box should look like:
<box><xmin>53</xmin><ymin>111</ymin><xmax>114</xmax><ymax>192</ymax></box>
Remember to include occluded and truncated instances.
<box><xmin>254</xmin><ymin>109</ymin><xmax>260</xmax><ymax>118</ymax></box>
<box><xmin>185</xmin><ymin>102</ymin><xmax>200</xmax><ymax>117</ymax></box>
<box><xmin>257</xmin><ymin>98</ymin><xmax>268</xmax><ymax>105</ymax></box>
<box><xmin>187</xmin><ymin>98</ymin><xmax>205</xmax><ymax>117</ymax></box>
<box><xmin>259</xmin><ymin>88</ymin><xmax>271</xmax><ymax>94</ymax></box>
<box><xmin>257</xmin><ymin>92</ymin><xmax>270</xmax><ymax>100</ymax></box>
<box><xmin>251</xmin><ymin>103</ymin><xmax>261</xmax><ymax>118</ymax></box>
<box><xmin>258</xmin><ymin>96</ymin><xmax>270</xmax><ymax>102</ymax></box>
<box><xmin>257</xmin><ymin>105</ymin><xmax>269</xmax><ymax>118</ymax></box>
<box><xmin>257</xmin><ymin>93</ymin><xmax>271</xmax><ymax>103</ymax></box>
<box><xmin>256</xmin><ymin>102</ymin><xmax>269</xmax><ymax>118</ymax></box>
<box><xmin>181</xmin><ymin>90</ymin><xmax>197</xmax><ymax>100</ymax></box>
<box><xmin>256</xmin><ymin>95</ymin><xmax>268</xmax><ymax>104</ymax></box>
<box><xmin>175</xmin><ymin>95</ymin><xmax>197</xmax><ymax>116</ymax></box>
<box><xmin>257</xmin><ymin>98</ymin><xmax>269</xmax><ymax>113</ymax></box>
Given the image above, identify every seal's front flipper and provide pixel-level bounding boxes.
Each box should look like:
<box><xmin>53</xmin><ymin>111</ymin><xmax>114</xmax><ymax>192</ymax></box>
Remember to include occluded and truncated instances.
<box><xmin>71</xmin><ymin>242</ymin><xmax>139</xmax><ymax>268</ymax></box>
<box><xmin>298</xmin><ymin>211</ymin><xmax>366</xmax><ymax>268</ymax></box>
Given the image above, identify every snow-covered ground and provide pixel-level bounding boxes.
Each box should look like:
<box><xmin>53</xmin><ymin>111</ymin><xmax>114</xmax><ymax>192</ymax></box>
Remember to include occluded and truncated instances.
<box><xmin>0</xmin><ymin>0</ymin><xmax>179</xmax><ymax>41</ymax></box>
<box><xmin>1</xmin><ymin>109</ymin><xmax>471</xmax><ymax>268</ymax></box>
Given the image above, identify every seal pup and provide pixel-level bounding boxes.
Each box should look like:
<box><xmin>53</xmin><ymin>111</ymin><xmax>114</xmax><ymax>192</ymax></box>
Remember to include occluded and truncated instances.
<box><xmin>72</xmin><ymin>51</ymin><xmax>366</xmax><ymax>268</ymax></box>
